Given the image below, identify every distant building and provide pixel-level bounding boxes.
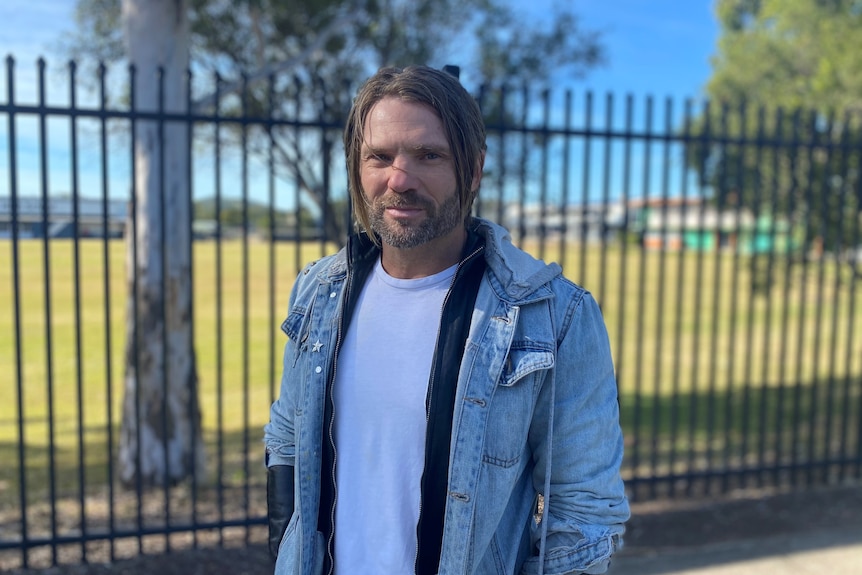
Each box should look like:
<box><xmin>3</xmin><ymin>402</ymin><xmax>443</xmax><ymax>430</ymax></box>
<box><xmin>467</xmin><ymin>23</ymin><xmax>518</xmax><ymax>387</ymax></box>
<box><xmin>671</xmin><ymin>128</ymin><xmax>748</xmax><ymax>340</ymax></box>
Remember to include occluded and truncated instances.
<box><xmin>630</xmin><ymin>198</ymin><xmax>794</xmax><ymax>254</ymax></box>
<box><xmin>502</xmin><ymin>202</ymin><xmax>621</xmax><ymax>242</ymax></box>
<box><xmin>500</xmin><ymin>197</ymin><xmax>795</xmax><ymax>254</ymax></box>
<box><xmin>0</xmin><ymin>195</ymin><xmax>127</xmax><ymax>239</ymax></box>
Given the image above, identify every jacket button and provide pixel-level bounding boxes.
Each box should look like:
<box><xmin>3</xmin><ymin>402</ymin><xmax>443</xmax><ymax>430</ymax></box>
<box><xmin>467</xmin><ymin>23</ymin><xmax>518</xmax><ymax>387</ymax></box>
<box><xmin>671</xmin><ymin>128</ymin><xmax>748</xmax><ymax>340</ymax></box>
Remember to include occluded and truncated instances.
<box><xmin>315</xmin><ymin>366</ymin><xmax>322</xmax><ymax>374</ymax></box>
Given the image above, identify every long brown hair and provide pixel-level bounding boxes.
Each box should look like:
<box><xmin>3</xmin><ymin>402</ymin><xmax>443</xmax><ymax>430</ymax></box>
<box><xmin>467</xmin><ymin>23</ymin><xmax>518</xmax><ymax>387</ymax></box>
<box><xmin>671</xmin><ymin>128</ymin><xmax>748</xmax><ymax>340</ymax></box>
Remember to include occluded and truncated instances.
<box><xmin>343</xmin><ymin>66</ymin><xmax>486</xmax><ymax>238</ymax></box>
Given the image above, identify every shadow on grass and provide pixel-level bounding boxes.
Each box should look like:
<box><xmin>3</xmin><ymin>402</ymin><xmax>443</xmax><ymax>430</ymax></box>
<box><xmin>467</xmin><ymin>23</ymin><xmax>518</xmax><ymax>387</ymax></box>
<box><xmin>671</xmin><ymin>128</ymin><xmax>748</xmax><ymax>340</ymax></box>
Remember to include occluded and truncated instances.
<box><xmin>0</xmin><ymin>375</ymin><xmax>860</xmax><ymax>569</ymax></box>
<box><xmin>3</xmin><ymin>375</ymin><xmax>860</xmax><ymax>509</ymax></box>
<box><xmin>0</xmin><ymin>424</ymin><xmax>269</xmax><ymax>554</ymax></box>
<box><xmin>619</xmin><ymin>374</ymin><xmax>862</xmax><ymax>500</ymax></box>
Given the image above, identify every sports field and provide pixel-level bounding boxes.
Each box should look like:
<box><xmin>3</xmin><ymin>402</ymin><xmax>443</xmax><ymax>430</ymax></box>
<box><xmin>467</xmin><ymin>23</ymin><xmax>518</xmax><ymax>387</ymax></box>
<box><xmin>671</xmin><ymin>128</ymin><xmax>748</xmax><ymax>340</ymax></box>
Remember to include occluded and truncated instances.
<box><xmin>0</xmin><ymin>237</ymin><xmax>860</xmax><ymax>505</ymax></box>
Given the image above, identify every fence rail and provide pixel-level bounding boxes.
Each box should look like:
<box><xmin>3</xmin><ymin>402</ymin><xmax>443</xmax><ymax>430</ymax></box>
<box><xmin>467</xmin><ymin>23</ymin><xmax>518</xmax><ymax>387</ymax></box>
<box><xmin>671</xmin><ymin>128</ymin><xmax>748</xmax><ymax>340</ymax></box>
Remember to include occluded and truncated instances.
<box><xmin>1</xmin><ymin>57</ymin><xmax>861</xmax><ymax>569</ymax></box>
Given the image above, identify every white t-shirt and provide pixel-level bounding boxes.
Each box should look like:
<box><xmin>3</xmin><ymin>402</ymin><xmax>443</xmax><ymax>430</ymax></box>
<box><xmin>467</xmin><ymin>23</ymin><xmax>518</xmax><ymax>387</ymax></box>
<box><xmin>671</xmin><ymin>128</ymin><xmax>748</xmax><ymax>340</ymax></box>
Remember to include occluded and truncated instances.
<box><xmin>333</xmin><ymin>258</ymin><xmax>456</xmax><ymax>574</ymax></box>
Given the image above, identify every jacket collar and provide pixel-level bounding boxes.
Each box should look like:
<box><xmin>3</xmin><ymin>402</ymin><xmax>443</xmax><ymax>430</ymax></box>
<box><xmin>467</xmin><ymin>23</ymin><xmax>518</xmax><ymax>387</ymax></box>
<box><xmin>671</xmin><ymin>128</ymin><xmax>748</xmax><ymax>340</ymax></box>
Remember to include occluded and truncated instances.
<box><xmin>469</xmin><ymin>217</ymin><xmax>562</xmax><ymax>303</ymax></box>
<box><xmin>315</xmin><ymin>218</ymin><xmax>562</xmax><ymax>303</ymax></box>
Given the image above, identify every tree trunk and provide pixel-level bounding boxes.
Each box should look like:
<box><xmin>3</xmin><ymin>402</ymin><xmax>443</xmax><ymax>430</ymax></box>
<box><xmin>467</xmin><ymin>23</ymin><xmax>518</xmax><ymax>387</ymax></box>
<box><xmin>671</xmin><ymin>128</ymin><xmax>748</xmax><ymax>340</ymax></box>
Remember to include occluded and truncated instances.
<box><xmin>118</xmin><ymin>0</ymin><xmax>205</xmax><ymax>487</ymax></box>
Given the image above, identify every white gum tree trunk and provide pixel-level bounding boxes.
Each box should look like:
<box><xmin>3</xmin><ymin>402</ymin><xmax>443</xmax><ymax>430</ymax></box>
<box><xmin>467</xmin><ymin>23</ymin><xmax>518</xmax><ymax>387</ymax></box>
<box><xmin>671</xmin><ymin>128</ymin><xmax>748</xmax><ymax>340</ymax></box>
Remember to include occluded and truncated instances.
<box><xmin>118</xmin><ymin>0</ymin><xmax>205</xmax><ymax>487</ymax></box>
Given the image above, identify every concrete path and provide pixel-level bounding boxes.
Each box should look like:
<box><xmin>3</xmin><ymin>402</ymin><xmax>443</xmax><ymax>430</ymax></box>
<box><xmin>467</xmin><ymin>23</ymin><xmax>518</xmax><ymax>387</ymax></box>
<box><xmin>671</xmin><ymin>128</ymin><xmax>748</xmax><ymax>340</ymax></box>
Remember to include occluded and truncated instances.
<box><xmin>606</xmin><ymin>483</ymin><xmax>862</xmax><ymax>575</ymax></box>
<box><xmin>608</xmin><ymin>525</ymin><xmax>862</xmax><ymax>575</ymax></box>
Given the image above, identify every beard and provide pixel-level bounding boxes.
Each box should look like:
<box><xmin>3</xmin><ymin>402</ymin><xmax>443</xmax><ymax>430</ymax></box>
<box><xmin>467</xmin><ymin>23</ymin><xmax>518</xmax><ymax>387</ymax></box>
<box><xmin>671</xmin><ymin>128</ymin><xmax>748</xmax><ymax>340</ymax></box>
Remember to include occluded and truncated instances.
<box><xmin>367</xmin><ymin>190</ymin><xmax>463</xmax><ymax>249</ymax></box>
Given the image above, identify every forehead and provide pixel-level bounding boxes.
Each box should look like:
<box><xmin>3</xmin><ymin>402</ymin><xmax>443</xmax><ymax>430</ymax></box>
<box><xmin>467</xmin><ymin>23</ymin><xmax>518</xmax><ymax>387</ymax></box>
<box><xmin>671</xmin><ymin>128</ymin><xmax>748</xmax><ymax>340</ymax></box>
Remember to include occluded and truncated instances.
<box><xmin>362</xmin><ymin>97</ymin><xmax>449</xmax><ymax>149</ymax></box>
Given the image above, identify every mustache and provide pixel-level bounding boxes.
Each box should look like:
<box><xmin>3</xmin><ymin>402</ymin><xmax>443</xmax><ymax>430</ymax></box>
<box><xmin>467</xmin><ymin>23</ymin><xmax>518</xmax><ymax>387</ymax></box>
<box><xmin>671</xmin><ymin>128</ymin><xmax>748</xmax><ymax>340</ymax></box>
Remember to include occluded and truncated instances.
<box><xmin>376</xmin><ymin>191</ymin><xmax>433</xmax><ymax>210</ymax></box>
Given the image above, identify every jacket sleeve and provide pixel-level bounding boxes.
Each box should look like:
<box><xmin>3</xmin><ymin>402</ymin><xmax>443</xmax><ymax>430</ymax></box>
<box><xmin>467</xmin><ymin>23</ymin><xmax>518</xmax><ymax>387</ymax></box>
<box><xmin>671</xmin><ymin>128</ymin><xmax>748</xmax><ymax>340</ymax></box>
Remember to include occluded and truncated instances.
<box><xmin>263</xmin><ymin>278</ymin><xmax>304</xmax><ymax>558</ymax></box>
<box><xmin>521</xmin><ymin>290</ymin><xmax>630</xmax><ymax>575</ymax></box>
<box><xmin>264</xmin><ymin>274</ymin><xmax>305</xmax><ymax>468</ymax></box>
<box><xmin>264</xmin><ymin>334</ymin><xmax>300</xmax><ymax>468</ymax></box>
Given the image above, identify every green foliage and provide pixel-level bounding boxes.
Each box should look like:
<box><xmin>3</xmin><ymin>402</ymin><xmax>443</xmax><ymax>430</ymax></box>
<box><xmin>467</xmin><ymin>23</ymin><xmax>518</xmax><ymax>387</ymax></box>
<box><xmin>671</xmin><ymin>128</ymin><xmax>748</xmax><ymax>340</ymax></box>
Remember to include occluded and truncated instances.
<box><xmin>687</xmin><ymin>0</ymin><xmax>862</xmax><ymax>270</ymax></box>
<box><xmin>710</xmin><ymin>0</ymin><xmax>862</xmax><ymax>112</ymax></box>
<box><xmin>61</xmin><ymin>0</ymin><xmax>604</xmax><ymax>114</ymax></box>
<box><xmin>473</xmin><ymin>3</ymin><xmax>603</xmax><ymax>89</ymax></box>
<box><xmin>65</xmin><ymin>0</ymin><xmax>124</xmax><ymax>65</ymax></box>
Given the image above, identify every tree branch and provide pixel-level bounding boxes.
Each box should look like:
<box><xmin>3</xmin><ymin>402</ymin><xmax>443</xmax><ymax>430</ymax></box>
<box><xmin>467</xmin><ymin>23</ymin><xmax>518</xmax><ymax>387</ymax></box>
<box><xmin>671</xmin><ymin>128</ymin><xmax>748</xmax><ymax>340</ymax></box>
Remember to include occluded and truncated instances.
<box><xmin>192</xmin><ymin>11</ymin><xmax>363</xmax><ymax>112</ymax></box>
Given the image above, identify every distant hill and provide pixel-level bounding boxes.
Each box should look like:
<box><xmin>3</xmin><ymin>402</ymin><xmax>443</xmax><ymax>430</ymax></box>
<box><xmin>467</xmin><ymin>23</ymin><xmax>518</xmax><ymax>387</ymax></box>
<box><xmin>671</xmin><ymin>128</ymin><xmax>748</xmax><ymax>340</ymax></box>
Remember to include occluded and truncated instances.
<box><xmin>193</xmin><ymin>196</ymin><xmax>319</xmax><ymax>239</ymax></box>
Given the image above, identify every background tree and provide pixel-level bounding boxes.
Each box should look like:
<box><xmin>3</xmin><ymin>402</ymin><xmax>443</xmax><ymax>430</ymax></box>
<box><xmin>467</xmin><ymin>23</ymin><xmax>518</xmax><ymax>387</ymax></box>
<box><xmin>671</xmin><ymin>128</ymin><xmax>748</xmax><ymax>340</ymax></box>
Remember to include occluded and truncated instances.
<box><xmin>687</xmin><ymin>0</ymin><xmax>862</xmax><ymax>283</ymax></box>
<box><xmin>117</xmin><ymin>0</ymin><xmax>206</xmax><ymax>487</ymax></box>
<box><xmin>62</xmin><ymin>0</ymin><xmax>604</xmax><ymax>243</ymax></box>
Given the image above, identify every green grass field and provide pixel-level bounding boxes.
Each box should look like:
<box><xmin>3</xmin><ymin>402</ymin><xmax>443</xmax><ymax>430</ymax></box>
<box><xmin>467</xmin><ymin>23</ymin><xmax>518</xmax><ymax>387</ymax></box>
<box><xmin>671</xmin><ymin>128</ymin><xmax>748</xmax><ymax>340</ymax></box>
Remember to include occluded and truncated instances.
<box><xmin>1</xmin><ymin>237</ymin><xmax>860</xmax><ymax>507</ymax></box>
<box><xmin>0</xmin><ymin>238</ymin><xmax>337</xmax><ymax>510</ymax></box>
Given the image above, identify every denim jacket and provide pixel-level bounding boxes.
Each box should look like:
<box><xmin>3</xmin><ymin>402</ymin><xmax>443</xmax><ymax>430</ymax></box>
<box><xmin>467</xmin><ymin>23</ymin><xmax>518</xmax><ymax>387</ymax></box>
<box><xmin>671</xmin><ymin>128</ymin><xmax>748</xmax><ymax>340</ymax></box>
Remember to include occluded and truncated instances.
<box><xmin>264</xmin><ymin>218</ymin><xmax>630</xmax><ymax>575</ymax></box>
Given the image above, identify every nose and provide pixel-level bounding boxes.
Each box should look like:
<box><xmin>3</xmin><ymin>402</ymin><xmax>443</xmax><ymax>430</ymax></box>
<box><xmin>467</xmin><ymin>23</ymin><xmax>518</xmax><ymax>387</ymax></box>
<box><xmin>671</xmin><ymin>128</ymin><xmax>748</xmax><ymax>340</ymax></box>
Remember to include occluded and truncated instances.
<box><xmin>387</xmin><ymin>156</ymin><xmax>417</xmax><ymax>193</ymax></box>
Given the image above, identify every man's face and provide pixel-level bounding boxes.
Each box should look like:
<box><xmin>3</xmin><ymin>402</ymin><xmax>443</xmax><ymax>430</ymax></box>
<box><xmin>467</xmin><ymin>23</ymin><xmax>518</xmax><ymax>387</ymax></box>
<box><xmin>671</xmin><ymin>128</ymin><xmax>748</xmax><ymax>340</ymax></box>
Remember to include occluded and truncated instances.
<box><xmin>359</xmin><ymin>97</ymin><xmax>464</xmax><ymax>250</ymax></box>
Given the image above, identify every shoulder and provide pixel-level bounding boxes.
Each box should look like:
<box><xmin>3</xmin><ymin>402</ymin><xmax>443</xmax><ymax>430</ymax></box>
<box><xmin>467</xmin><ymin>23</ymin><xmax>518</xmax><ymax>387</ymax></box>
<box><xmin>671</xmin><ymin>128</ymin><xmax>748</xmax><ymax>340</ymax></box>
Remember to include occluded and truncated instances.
<box><xmin>472</xmin><ymin>218</ymin><xmax>563</xmax><ymax>300</ymax></box>
<box><xmin>289</xmin><ymin>249</ymin><xmax>346</xmax><ymax>301</ymax></box>
<box><xmin>297</xmin><ymin>251</ymin><xmax>343</xmax><ymax>280</ymax></box>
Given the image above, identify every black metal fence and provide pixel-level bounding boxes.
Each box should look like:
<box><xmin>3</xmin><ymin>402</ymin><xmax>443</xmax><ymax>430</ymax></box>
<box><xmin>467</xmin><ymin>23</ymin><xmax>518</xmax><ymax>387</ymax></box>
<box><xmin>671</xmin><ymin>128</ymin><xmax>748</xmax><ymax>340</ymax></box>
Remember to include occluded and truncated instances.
<box><xmin>1</xmin><ymin>57</ymin><xmax>860</xmax><ymax>569</ymax></box>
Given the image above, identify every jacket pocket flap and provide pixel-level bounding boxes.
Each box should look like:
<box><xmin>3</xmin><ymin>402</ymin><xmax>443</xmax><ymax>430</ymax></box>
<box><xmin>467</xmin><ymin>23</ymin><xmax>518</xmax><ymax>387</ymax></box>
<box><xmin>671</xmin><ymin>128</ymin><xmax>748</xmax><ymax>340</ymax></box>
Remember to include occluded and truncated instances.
<box><xmin>281</xmin><ymin>307</ymin><xmax>309</xmax><ymax>342</ymax></box>
<box><xmin>500</xmin><ymin>347</ymin><xmax>555</xmax><ymax>387</ymax></box>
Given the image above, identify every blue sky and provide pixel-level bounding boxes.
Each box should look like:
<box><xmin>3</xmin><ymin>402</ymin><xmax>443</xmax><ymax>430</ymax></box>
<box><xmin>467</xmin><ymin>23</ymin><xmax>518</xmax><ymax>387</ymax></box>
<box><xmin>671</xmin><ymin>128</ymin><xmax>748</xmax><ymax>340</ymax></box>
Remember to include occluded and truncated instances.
<box><xmin>572</xmin><ymin>1</ymin><xmax>718</xmax><ymax>99</ymax></box>
<box><xmin>0</xmin><ymin>1</ymin><xmax>720</xmax><ymax>207</ymax></box>
<box><xmin>1</xmin><ymin>0</ymin><xmax>719</xmax><ymax>99</ymax></box>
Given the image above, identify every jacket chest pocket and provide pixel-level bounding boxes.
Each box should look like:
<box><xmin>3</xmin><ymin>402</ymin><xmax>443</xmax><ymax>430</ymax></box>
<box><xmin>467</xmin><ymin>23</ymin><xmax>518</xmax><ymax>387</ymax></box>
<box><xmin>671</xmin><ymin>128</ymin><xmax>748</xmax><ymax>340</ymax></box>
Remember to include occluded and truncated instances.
<box><xmin>282</xmin><ymin>305</ymin><xmax>310</xmax><ymax>346</ymax></box>
<box><xmin>282</xmin><ymin>293</ymin><xmax>322</xmax><ymax>363</ymax></box>
<box><xmin>482</xmin><ymin>345</ymin><xmax>555</xmax><ymax>469</ymax></box>
<box><xmin>280</xmin><ymin>305</ymin><xmax>320</xmax><ymax>414</ymax></box>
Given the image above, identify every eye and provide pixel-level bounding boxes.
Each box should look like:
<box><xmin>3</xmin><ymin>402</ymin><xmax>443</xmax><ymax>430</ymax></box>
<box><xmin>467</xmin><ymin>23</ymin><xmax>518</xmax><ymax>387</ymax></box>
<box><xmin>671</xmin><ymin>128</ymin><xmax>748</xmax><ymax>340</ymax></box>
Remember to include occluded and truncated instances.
<box><xmin>364</xmin><ymin>152</ymin><xmax>391</xmax><ymax>166</ymax></box>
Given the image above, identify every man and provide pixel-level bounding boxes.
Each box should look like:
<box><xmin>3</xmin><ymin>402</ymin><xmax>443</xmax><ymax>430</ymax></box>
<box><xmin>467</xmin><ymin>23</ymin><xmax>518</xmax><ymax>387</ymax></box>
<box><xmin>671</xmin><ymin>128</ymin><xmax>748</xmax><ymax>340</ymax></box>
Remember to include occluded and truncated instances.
<box><xmin>264</xmin><ymin>65</ymin><xmax>629</xmax><ymax>575</ymax></box>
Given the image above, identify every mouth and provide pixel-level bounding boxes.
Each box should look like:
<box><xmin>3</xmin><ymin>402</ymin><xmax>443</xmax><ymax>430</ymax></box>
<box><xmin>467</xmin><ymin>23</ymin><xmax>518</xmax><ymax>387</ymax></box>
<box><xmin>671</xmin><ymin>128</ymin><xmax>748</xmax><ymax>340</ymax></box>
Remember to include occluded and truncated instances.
<box><xmin>382</xmin><ymin>198</ymin><xmax>428</xmax><ymax>219</ymax></box>
<box><xmin>386</xmin><ymin>205</ymin><xmax>423</xmax><ymax>216</ymax></box>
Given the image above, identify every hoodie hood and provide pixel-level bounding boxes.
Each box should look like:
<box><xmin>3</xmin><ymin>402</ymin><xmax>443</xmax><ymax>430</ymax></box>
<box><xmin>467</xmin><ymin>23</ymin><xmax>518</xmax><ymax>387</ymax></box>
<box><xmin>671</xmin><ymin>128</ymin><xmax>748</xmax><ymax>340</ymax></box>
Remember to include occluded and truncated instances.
<box><xmin>469</xmin><ymin>217</ymin><xmax>562</xmax><ymax>302</ymax></box>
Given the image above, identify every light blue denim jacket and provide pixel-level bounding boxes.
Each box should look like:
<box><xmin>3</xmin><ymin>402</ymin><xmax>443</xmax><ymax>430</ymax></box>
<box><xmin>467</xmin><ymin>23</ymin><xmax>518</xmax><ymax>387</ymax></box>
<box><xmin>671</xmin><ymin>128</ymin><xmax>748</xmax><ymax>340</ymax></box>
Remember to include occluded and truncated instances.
<box><xmin>264</xmin><ymin>218</ymin><xmax>630</xmax><ymax>575</ymax></box>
